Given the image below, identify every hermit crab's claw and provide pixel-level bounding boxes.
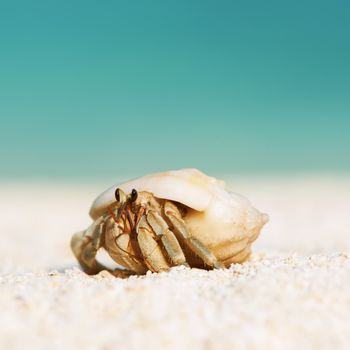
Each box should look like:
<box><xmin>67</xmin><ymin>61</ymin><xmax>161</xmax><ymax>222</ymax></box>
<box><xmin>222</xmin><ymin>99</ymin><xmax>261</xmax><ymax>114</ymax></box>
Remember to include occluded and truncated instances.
<box><xmin>70</xmin><ymin>217</ymin><xmax>107</xmax><ymax>275</ymax></box>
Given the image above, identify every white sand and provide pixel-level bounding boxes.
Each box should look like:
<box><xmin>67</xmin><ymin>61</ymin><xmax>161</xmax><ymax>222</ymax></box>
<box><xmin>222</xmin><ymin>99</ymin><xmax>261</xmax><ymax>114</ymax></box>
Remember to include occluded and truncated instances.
<box><xmin>1</xmin><ymin>176</ymin><xmax>350</xmax><ymax>349</ymax></box>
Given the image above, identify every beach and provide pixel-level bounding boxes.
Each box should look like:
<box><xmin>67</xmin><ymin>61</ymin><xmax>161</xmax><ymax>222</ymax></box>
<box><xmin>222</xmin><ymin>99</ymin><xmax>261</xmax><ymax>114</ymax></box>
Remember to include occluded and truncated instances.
<box><xmin>1</xmin><ymin>176</ymin><xmax>350</xmax><ymax>349</ymax></box>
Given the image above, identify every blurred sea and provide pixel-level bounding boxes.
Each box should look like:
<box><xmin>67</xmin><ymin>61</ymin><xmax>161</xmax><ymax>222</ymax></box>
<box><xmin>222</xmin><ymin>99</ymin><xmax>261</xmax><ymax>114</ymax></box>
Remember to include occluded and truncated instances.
<box><xmin>0</xmin><ymin>1</ymin><xmax>349</xmax><ymax>179</ymax></box>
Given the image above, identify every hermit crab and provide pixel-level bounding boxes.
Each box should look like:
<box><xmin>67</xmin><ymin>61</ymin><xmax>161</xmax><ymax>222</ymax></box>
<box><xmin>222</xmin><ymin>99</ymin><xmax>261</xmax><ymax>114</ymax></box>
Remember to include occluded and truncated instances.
<box><xmin>71</xmin><ymin>169</ymin><xmax>268</xmax><ymax>277</ymax></box>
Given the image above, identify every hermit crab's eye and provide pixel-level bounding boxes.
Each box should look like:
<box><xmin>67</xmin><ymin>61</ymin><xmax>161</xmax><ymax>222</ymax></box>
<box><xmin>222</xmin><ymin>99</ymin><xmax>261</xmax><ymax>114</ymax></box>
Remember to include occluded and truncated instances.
<box><xmin>130</xmin><ymin>189</ymin><xmax>138</xmax><ymax>202</ymax></box>
<box><xmin>115</xmin><ymin>188</ymin><xmax>127</xmax><ymax>204</ymax></box>
<box><xmin>115</xmin><ymin>188</ymin><xmax>120</xmax><ymax>202</ymax></box>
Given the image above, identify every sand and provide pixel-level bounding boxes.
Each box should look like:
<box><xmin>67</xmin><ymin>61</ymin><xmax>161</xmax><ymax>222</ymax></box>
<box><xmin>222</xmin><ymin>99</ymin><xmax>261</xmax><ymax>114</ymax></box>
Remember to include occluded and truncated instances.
<box><xmin>1</xmin><ymin>176</ymin><xmax>350</xmax><ymax>349</ymax></box>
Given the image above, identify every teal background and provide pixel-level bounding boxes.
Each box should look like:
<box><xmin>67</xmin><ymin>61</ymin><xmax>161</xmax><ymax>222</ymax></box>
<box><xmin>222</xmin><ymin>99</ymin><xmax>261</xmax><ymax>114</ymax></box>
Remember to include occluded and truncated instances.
<box><xmin>0</xmin><ymin>0</ymin><xmax>349</xmax><ymax>178</ymax></box>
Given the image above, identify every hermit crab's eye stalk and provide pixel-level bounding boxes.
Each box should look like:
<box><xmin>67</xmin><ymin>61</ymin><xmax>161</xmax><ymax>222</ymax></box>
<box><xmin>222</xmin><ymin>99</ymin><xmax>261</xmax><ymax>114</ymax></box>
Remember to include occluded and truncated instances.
<box><xmin>115</xmin><ymin>188</ymin><xmax>120</xmax><ymax>202</ymax></box>
<box><xmin>130</xmin><ymin>189</ymin><xmax>138</xmax><ymax>202</ymax></box>
<box><xmin>115</xmin><ymin>188</ymin><xmax>127</xmax><ymax>204</ymax></box>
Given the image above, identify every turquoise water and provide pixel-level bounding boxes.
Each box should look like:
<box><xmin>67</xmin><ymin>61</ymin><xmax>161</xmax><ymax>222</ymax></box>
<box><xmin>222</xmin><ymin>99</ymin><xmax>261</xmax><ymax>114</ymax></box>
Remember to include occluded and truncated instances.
<box><xmin>1</xmin><ymin>1</ymin><xmax>349</xmax><ymax>178</ymax></box>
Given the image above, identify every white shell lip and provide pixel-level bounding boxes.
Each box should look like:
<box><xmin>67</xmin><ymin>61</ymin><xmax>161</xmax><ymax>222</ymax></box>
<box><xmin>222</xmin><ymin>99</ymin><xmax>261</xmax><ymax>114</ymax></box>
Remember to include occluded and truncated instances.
<box><xmin>89</xmin><ymin>168</ymin><xmax>222</xmax><ymax>220</ymax></box>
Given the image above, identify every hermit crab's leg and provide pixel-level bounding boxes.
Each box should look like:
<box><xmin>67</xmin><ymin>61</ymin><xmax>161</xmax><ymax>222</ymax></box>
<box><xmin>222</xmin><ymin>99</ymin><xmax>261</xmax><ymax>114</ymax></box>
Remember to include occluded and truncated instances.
<box><xmin>70</xmin><ymin>216</ymin><xmax>106</xmax><ymax>274</ymax></box>
<box><xmin>108</xmin><ymin>269</ymin><xmax>137</xmax><ymax>278</ymax></box>
<box><xmin>136</xmin><ymin>215</ymin><xmax>170</xmax><ymax>272</ymax></box>
<box><xmin>104</xmin><ymin>216</ymin><xmax>147</xmax><ymax>274</ymax></box>
<box><xmin>163</xmin><ymin>201</ymin><xmax>224</xmax><ymax>269</ymax></box>
<box><xmin>146</xmin><ymin>210</ymin><xmax>189</xmax><ymax>267</ymax></box>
